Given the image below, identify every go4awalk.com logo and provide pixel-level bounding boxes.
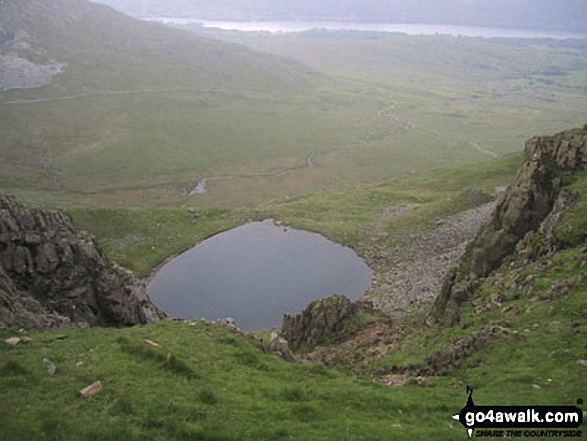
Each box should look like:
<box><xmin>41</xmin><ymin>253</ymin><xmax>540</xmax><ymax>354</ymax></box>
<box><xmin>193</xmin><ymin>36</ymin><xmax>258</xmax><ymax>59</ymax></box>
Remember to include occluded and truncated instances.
<box><xmin>452</xmin><ymin>386</ymin><xmax>584</xmax><ymax>439</ymax></box>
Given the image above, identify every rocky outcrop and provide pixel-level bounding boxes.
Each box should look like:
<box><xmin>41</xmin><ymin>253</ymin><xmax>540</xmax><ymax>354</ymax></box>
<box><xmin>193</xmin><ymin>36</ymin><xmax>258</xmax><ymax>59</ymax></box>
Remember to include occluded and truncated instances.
<box><xmin>0</xmin><ymin>195</ymin><xmax>165</xmax><ymax>330</ymax></box>
<box><xmin>0</xmin><ymin>18</ymin><xmax>66</xmax><ymax>92</ymax></box>
<box><xmin>422</xmin><ymin>321</ymin><xmax>516</xmax><ymax>375</ymax></box>
<box><xmin>427</xmin><ymin>125</ymin><xmax>587</xmax><ymax>325</ymax></box>
<box><xmin>0</xmin><ymin>53</ymin><xmax>65</xmax><ymax>92</ymax></box>
<box><xmin>281</xmin><ymin>295</ymin><xmax>358</xmax><ymax>351</ymax></box>
<box><xmin>469</xmin><ymin>126</ymin><xmax>586</xmax><ymax>277</ymax></box>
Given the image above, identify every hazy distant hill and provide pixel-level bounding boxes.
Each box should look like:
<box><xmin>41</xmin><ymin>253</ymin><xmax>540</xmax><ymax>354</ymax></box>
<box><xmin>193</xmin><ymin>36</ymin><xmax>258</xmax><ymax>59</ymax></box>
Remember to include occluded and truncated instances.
<box><xmin>1</xmin><ymin>0</ymin><xmax>586</xmax><ymax>209</ymax></box>
<box><xmin>0</xmin><ymin>0</ymin><xmax>318</xmax><ymax>95</ymax></box>
<box><xmin>91</xmin><ymin>0</ymin><xmax>587</xmax><ymax>34</ymax></box>
<box><xmin>0</xmin><ymin>0</ymin><xmax>337</xmax><ymax>202</ymax></box>
<box><xmin>0</xmin><ymin>0</ymin><xmax>382</xmax><ymax>205</ymax></box>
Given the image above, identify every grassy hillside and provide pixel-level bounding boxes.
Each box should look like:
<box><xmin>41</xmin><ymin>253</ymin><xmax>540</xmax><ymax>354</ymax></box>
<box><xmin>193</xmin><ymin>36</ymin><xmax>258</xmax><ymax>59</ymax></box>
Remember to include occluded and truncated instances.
<box><xmin>1</xmin><ymin>242</ymin><xmax>584</xmax><ymax>440</ymax></box>
<box><xmin>1</xmin><ymin>4</ymin><xmax>586</xmax><ymax>436</ymax></box>
<box><xmin>0</xmin><ymin>320</ymin><xmax>461</xmax><ymax>441</ymax></box>
<box><xmin>35</xmin><ymin>142</ymin><xmax>581</xmax><ymax>441</ymax></box>
<box><xmin>2</xmin><ymin>1</ymin><xmax>586</xmax><ymax>207</ymax></box>
<box><xmin>0</xmin><ymin>0</ymin><xmax>386</xmax><ymax>206</ymax></box>
<box><xmin>0</xmin><ymin>0</ymin><xmax>318</xmax><ymax>95</ymax></box>
<box><xmin>68</xmin><ymin>152</ymin><xmax>521</xmax><ymax>278</ymax></box>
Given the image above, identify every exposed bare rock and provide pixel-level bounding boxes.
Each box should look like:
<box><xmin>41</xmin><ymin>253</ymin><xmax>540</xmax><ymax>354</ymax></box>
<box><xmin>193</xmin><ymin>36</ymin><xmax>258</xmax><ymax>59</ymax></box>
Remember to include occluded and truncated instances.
<box><xmin>282</xmin><ymin>294</ymin><xmax>358</xmax><ymax>351</ymax></box>
<box><xmin>361</xmin><ymin>201</ymin><xmax>496</xmax><ymax>316</ymax></box>
<box><xmin>469</xmin><ymin>127</ymin><xmax>586</xmax><ymax>278</ymax></box>
<box><xmin>269</xmin><ymin>332</ymin><xmax>296</xmax><ymax>362</ymax></box>
<box><xmin>0</xmin><ymin>53</ymin><xmax>65</xmax><ymax>91</ymax></box>
<box><xmin>0</xmin><ymin>195</ymin><xmax>165</xmax><ymax>330</ymax></box>
<box><xmin>0</xmin><ymin>20</ymin><xmax>65</xmax><ymax>92</ymax></box>
<box><xmin>304</xmin><ymin>319</ymin><xmax>403</xmax><ymax>366</ymax></box>
<box><xmin>43</xmin><ymin>358</ymin><xmax>56</xmax><ymax>376</ymax></box>
<box><xmin>422</xmin><ymin>321</ymin><xmax>517</xmax><ymax>375</ymax></box>
<box><xmin>4</xmin><ymin>336</ymin><xmax>21</xmax><ymax>346</ymax></box>
<box><xmin>428</xmin><ymin>125</ymin><xmax>587</xmax><ymax>325</ymax></box>
<box><xmin>78</xmin><ymin>381</ymin><xmax>103</xmax><ymax>398</ymax></box>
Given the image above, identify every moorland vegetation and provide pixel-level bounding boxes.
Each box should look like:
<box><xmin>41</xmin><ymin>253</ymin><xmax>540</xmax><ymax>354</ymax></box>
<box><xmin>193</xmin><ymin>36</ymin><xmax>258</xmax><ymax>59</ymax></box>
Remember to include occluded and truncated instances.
<box><xmin>0</xmin><ymin>1</ymin><xmax>586</xmax><ymax>439</ymax></box>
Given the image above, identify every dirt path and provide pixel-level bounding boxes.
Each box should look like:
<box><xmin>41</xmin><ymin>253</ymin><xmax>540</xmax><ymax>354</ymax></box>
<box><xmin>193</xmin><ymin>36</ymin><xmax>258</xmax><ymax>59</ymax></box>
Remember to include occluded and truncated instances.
<box><xmin>187</xmin><ymin>99</ymin><xmax>411</xmax><ymax>195</ymax></box>
<box><xmin>187</xmin><ymin>159</ymin><xmax>313</xmax><ymax>196</ymax></box>
<box><xmin>2</xmin><ymin>87</ymin><xmax>227</xmax><ymax>104</ymax></box>
<box><xmin>470</xmin><ymin>141</ymin><xmax>498</xmax><ymax>158</ymax></box>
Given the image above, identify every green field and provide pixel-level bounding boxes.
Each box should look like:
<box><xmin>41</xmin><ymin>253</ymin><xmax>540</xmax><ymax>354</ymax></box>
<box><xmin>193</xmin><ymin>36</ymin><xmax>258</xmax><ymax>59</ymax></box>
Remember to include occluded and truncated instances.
<box><xmin>2</xmin><ymin>11</ymin><xmax>586</xmax><ymax>207</ymax></box>
<box><xmin>3</xmin><ymin>5</ymin><xmax>586</xmax><ymax>282</ymax></box>
<box><xmin>67</xmin><ymin>153</ymin><xmax>520</xmax><ymax>278</ymax></box>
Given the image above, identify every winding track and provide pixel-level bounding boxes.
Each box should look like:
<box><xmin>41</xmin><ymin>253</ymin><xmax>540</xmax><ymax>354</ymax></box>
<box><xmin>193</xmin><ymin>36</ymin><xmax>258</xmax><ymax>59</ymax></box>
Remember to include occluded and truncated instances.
<box><xmin>3</xmin><ymin>89</ymin><xmax>412</xmax><ymax>195</ymax></box>
<box><xmin>470</xmin><ymin>141</ymin><xmax>498</xmax><ymax>158</ymax></box>
<box><xmin>2</xmin><ymin>87</ymin><xmax>225</xmax><ymax>104</ymax></box>
<box><xmin>188</xmin><ymin>99</ymin><xmax>412</xmax><ymax>195</ymax></box>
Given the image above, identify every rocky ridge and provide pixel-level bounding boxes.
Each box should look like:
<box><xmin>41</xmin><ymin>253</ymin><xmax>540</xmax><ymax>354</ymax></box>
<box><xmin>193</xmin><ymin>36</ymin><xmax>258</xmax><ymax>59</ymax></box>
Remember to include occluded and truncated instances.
<box><xmin>0</xmin><ymin>21</ymin><xmax>65</xmax><ymax>92</ymax></box>
<box><xmin>428</xmin><ymin>125</ymin><xmax>587</xmax><ymax>326</ymax></box>
<box><xmin>0</xmin><ymin>195</ymin><xmax>164</xmax><ymax>330</ymax></box>
<box><xmin>285</xmin><ymin>125</ymin><xmax>586</xmax><ymax>374</ymax></box>
<box><xmin>281</xmin><ymin>294</ymin><xmax>360</xmax><ymax>351</ymax></box>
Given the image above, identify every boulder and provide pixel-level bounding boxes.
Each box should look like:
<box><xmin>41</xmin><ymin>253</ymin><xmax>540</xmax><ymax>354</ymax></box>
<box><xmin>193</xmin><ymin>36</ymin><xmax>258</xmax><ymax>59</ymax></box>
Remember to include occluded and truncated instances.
<box><xmin>269</xmin><ymin>332</ymin><xmax>296</xmax><ymax>362</ymax></box>
<box><xmin>4</xmin><ymin>336</ymin><xmax>21</xmax><ymax>346</ymax></box>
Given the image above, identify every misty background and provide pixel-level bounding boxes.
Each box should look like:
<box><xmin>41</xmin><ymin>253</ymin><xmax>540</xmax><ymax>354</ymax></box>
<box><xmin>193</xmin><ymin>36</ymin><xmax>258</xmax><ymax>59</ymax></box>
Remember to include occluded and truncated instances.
<box><xmin>91</xmin><ymin>0</ymin><xmax>587</xmax><ymax>33</ymax></box>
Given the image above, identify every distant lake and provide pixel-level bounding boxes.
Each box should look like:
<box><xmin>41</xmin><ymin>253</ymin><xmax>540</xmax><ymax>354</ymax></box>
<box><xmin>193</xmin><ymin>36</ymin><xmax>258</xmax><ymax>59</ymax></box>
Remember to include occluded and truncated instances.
<box><xmin>147</xmin><ymin>18</ymin><xmax>587</xmax><ymax>40</ymax></box>
<box><xmin>147</xmin><ymin>220</ymin><xmax>373</xmax><ymax>331</ymax></box>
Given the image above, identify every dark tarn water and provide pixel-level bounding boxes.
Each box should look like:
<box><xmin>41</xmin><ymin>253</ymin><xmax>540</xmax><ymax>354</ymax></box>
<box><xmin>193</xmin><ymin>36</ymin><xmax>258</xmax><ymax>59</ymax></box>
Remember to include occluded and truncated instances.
<box><xmin>147</xmin><ymin>220</ymin><xmax>373</xmax><ymax>330</ymax></box>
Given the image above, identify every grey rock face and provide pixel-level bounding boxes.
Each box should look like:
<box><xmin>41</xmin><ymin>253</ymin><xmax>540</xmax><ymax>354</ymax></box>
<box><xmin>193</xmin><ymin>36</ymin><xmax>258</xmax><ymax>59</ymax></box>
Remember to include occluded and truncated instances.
<box><xmin>470</xmin><ymin>126</ymin><xmax>586</xmax><ymax>278</ymax></box>
<box><xmin>427</xmin><ymin>125</ymin><xmax>587</xmax><ymax>325</ymax></box>
<box><xmin>282</xmin><ymin>294</ymin><xmax>357</xmax><ymax>351</ymax></box>
<box><xmin>0</xmin><ymin>195</ymin><xmax>165</xmax><ymax>330</ymax></box>
<box><xmin>0</xmin><ymin>53</ymin><xmax>65</xmax><ymax>92</ymax></box>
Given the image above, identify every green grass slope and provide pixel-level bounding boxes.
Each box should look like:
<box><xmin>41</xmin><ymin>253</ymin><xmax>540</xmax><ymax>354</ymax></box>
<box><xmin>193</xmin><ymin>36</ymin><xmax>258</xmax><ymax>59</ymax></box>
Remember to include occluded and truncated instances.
<box><xmin>1</xmin><ymin>135</ymin><xmax>586</xmax><ymax>440</ymax></box>
<box><xmin>68</xmin><ymin>152</ymin><xmax>522</xmax><ymax>278</ymax></box>
<box><xmin>0</xmin><ymin>320</ymin><xmax>463</xmax><ymax>441</ymax></box>
<box><xmin>1</xmin><ymin>245</ymin><xmax>584</xmax><ymax>441</ymax></box>
<box><xmin>2</xmin><ymin>1</ymin><xmax>586</xmax><ymax>207</ymax></box>
<box><xmin>0</xmin><ymin>0</ymin><xmax>388</xmax><ymax>205</ymax></box>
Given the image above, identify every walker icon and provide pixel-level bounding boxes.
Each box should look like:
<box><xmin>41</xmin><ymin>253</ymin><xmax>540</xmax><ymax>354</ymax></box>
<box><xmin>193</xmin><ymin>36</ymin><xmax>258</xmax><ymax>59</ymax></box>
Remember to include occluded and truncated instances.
<box><xmin>452</xmin><ymin>385</ymin><xmax>476</xmax><ymax>439</ymax></box>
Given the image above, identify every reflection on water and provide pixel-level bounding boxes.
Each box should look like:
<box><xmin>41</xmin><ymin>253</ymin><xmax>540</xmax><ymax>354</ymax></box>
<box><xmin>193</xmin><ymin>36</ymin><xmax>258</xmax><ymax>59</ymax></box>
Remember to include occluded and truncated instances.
<box><xmin>146</xmin><ymin>18</ymin><xmax>587</xmax><ymax>40</ymax></box>
<box><xmin>147</xmin><ymin>220</ymin><xmax>373</xmax><ymax>330</ymax></box>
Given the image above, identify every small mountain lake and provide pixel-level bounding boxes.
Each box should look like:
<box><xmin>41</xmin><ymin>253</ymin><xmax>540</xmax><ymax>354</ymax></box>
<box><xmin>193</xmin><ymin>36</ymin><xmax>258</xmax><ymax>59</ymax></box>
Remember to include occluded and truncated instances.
<box><xmin>147</xmin><ymin>220</ymin><xmax>373</xmax><ymax>330</ymax></box>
